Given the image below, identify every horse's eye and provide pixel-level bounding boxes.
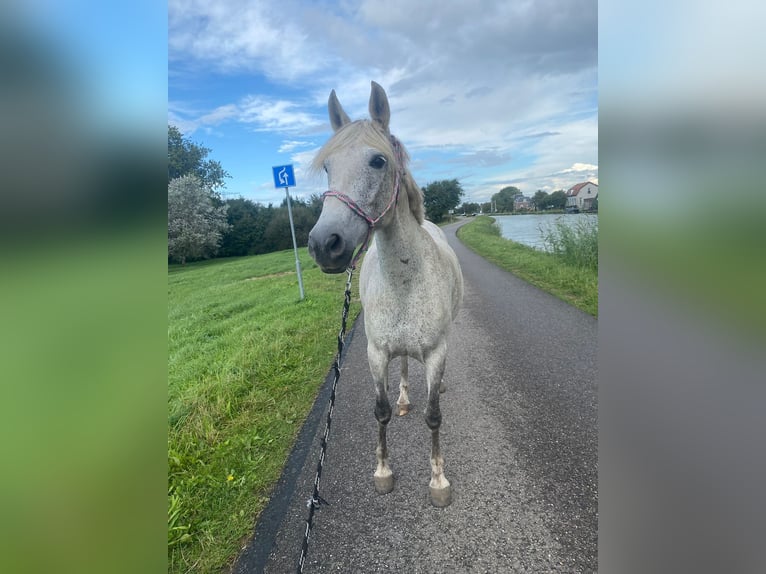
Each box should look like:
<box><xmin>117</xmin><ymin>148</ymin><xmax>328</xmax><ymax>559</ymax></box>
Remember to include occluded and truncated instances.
<box><xmin>369</xmin><ymin>155</ymin><xmax>387</xmax><ymax>169</ymax></box>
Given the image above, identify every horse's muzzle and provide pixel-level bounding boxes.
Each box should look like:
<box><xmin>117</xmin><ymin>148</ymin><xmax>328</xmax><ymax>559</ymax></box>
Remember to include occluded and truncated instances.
<box><xmin>308</xmin><ymin>228</ymin><xmax>354</xmax><ymax>273</ymax></box>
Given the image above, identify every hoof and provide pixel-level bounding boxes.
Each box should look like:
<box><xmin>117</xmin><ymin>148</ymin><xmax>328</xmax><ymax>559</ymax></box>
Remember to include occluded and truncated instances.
<box><xmin>429</xmin><ymin>484</ymin><xmax>452</xmax><ymax>507</ymax></box>
<box><xmin>397</xmin><ymin>403</ymin><xmax>410</xmax><ymax>416</ymax></box>
<box><xmin>439</xmin><ymin>383</ymin><xmax>446</xmax><ymax>394</ymax></box>
<box><xmin>374</xmin><ymin>473</ymin><xmax>394</xmax><ymax>494</ymax></box>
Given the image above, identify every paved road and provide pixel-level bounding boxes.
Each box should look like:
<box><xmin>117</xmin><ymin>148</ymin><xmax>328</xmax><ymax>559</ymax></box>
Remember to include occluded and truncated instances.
<box><xmin>234</xmin><ymin>221</ymin><xmax>597</xmax><ymax>573</ymax></box>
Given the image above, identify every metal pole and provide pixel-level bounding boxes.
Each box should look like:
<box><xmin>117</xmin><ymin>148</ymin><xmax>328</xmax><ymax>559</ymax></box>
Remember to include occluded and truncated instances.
<box><xmin>284</xmin><ymin>186</ymin><xmax>305</xmax><ymax>300</ymax></box>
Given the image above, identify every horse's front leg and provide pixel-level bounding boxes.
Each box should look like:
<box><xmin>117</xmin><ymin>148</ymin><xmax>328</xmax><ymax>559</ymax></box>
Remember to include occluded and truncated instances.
<box><xmin>425</xmin><ymin>342</ymin><xmax>451</xmax><ymax>507</ymax></box>
<box><xmin>368</xmin><ymin>343</ymin><xmax>394</xmax><ymax>494</ymax></box>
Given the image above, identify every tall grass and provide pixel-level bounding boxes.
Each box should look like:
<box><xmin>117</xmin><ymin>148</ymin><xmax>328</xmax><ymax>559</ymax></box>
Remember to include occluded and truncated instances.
<box><xmin>168</xmin><ymin>249</ymin><xmax>361</xmax><ymax>573</ymax></box>
<box><xmin>540</xmin><ymin>217</ymin><xmax>598</xmax><ymax>271</ymax></box>
<box><xmin>458</xmin><ymin>216</ymin><xmax>597</xmax><ymax>316</ymax></box>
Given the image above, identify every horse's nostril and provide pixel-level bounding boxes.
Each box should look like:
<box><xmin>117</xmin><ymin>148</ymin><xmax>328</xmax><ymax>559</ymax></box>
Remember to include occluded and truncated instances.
<box><xmin>327</xmin><ymin>233</ymin><xmax>343</xmax><ymax>255</ymax></box>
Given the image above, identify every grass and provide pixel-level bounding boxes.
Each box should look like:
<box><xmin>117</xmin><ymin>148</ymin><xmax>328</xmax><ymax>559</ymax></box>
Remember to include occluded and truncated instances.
<box><xmin>168</xmin><ymin>249</ymin><xmax>360</xmax><ymax>573</ymax></box>
<box><xmin>457</xmin><ymin>216</ymin><xmax>598</xmax><ymax>316</ymax></box>
<box><xmin>169</xmin><ymin>218</ymin><xmax>597</xmax><ymax>571</ymax></box>
<box><xmin>540</xmin><ymin>216</ymin><xmax>598</xmax><ymax>271</ymax></box>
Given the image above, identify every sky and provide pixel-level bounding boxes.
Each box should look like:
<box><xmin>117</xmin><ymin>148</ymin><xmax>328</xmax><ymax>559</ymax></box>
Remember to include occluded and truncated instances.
<box><xmin>169</xmin><ymin>0</ymin><xmax>598</xmax><ymax>206</ymax></box>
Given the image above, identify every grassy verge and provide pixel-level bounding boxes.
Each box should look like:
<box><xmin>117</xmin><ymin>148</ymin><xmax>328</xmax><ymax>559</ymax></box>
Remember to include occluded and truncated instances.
<box><xmin>457</xmin><ymin>216</ymin><xmax>598</xmax><ymax>316</ymax></box>
<box><xmin>540</xmin><ymin>216</ymin><xmax>598</xmax><ymax>270</ymax></box>
<box><xmin>168</xmin><ymin>249</ymin><xmax>361</xmax><ymax>573</ymax></box>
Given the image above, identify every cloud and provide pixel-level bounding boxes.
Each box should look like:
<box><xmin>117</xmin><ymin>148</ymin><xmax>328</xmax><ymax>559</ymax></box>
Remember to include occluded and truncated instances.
<box><xmin>169</xmin><ymin>1</ymin><xmax>597</xmax><ymax>144</ymax></box>
<box><xmin>169</xmin><ymin>95</ymin><xmax>323</xmax><ymax>135</ymax></box>
<box><xmin>169</xmin><ymin>0</ymin><xmax>598</xmax><ymax>203</ymax></box>
<box><xmin>561</xmin><ymin>163</ymin><xmax>599</xmax><ymax>173</ymax></box>
<box><xmin>199</xmin><ymin>104</ymin><xmax>240</xmax><ymax>125</ymax></box>
<box><xmin>168</xmin><ymin>0</ymin><xmax>327</xmax><ymax>81</ymax></box>
<box><xmin>238</xmin><ymin>96</ymin><xmax>322</xmax><ymax>132</ymax></box>
<box><xmin>448</xmin><ymin>149</ymin><xmax>515</xmax><ymax>168</ymax></box>
<box><xmin>170</xmin><ymin>0</ymin><xmax>596</xmax><ymax>89</ymax></box>
<box><xmin>278</xmin><ymin>140</ymin><xmax>314</xmax><ymax>153</ymax></box>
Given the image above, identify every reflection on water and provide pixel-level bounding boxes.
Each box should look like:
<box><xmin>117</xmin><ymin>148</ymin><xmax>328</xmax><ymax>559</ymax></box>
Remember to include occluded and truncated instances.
<box><xmin>492</xmin><ymin>214</ymin><xmax>598</xmax><ymax>250</ymax></box>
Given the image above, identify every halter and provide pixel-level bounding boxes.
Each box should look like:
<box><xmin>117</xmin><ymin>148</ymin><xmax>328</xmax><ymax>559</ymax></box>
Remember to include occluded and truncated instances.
<box><xmin>321</xmin><ymin>137</ymin><xmax>404</xmax><ymax>270</ymax></box>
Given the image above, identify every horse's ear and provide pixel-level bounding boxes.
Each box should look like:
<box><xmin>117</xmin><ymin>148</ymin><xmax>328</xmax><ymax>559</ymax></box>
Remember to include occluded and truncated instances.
<box><xmin>328</xmin><ymin>90</ymin><xmax>351</xmax><ymax>132</ymax></box>
<box><xmin>369</xmin><ymin>81</ymin><xmax>390</xmax><ymax>132</ymax></box>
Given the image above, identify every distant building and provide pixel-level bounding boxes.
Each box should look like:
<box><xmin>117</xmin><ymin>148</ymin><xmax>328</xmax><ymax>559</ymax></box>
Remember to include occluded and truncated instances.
<box><xmin>565</xmin><ymin>182</ymin><xmax>598</xmax><ymax>212</ymax></box>
<box><xmin>514</xmin><ymin>195</ymin><xmax>533</xmax><ymax>211</ymax></box>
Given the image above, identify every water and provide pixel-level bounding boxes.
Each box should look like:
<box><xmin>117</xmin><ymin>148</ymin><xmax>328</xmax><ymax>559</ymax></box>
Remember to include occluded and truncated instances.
<box><xmin>492</xmin><ymin>213</ymin><xmax>598</xmax><ymax>251</ymax></box>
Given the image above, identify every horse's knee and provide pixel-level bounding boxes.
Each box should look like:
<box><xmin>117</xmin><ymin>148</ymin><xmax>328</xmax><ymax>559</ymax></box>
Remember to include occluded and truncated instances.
<box><xmin>425</xmin><ymin>407</ymin><xmax>441</xmax><ymax>430</ymax></box>
<box><xmin>375</xmin><ymin>397</ymin><xmax>392</xmax><ymax>425</ymax></box>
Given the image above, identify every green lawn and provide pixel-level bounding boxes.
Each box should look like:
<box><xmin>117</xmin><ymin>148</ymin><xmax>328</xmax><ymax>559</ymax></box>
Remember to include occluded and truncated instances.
<box><xmin>457</xmin><ymin>216</ymin><xmax>598</xmax><ymax>316</ymax></box>
<box><xmin>168</xmin><ymin>249</ymin><xmax>360</xmax><ymax>573</ymax></box>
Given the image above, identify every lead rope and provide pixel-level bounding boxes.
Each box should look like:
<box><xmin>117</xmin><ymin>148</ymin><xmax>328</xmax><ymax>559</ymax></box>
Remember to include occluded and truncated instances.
<box><xmin>297</xmin><ymin>267</ymin><xmax>354</xmax><ymax>573</ymax></box>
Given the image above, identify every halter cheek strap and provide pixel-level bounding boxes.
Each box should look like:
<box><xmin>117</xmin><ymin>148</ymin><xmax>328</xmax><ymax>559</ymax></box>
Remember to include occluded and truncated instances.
<box><xmin>321</xmin><ymin>138</ymin><xmax>404</xmax><ymax>270</ymax></box>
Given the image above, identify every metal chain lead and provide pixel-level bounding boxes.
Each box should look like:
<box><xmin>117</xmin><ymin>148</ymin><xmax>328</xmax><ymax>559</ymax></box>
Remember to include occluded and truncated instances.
<box><xmin>297</xmin><ymin>267</ymin><xmax>354</xmax><ymax>573</ymax></box>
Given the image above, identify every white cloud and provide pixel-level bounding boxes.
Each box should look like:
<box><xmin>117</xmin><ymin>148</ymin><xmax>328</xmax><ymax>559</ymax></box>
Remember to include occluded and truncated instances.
<box><xmin>168</xmin><ymin>0</ymin><xmax>326</xmax><ymax>81</ymax></box>
<box><xmin>278</xmin><ymin>140</ymin><xmax>314</xmax><ymax>153</ymax></box>
<box><xmin>169</xmin><ymin>95</ymin><xmax>322</xmax><ymax>135</ymax></box>
<box><xmin>561</xmin><ymin>163</ymin><xmax>599</xmax><ymax>174</ymax></box>
<box><xmin>238</xmin><ymin>96</ymin><xmax>321</xmax><ymax>132</ymax></box>
<box><xmin>169</xmin><ymin>0</ymin><xmax>598</xmax><ymax>203</ymax></box>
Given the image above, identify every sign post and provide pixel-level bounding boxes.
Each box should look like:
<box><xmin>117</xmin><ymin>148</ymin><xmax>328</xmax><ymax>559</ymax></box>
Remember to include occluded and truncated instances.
<box><xmin>272</xmin><ymin>164</ymin><xmax>304</xmax><ymax>300</ymax></box>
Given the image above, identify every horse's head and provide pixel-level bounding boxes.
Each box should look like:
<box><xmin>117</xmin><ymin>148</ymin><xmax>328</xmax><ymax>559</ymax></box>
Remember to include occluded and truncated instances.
<box><xmin>308</xmin><ymin>81</ymin><xmax>402</xmax><ymax>273</ymax></box>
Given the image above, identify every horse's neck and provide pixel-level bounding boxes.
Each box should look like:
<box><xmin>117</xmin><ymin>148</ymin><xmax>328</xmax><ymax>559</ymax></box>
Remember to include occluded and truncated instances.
<box><xmin>374</xmin><ymin>188</ymin><xmax>426</xmax><ymax>269</ymax></box>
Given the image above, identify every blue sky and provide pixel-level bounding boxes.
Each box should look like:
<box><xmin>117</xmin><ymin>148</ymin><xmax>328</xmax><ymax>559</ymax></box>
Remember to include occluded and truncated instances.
<box><xmin>169</xmin><ymin>0</ymin><xmax>597</xmax><ymax>206</ymax></box>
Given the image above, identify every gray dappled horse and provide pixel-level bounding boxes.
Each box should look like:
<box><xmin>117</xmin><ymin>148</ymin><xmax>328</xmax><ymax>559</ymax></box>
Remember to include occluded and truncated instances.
<box><xmin>308</xmin><ymin>82</ymin><xmax>463</xmax><ymax>507</ymax></box>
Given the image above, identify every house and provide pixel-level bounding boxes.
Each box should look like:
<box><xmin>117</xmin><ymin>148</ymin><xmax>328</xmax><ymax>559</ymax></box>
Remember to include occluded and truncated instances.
<box><xmin>514</xmin><ymin>195</ymin><xmax>533</xmax><ymax>211</ymax></box>
<box><xmin>565</xmin><ymin>182</ymin><xmax>598</xmax><ymax>212</ymax></box>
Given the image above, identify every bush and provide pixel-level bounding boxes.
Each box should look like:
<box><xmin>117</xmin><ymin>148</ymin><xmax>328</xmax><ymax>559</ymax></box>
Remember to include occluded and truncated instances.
<box><xmin>541</xmin><ymin>217</ymin><xmax>598</xmax><ymax>270</ymax></box>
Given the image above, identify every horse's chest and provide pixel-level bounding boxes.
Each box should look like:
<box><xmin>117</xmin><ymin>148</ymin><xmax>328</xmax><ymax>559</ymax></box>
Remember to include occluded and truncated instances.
<box><xmin>362</xmin><ymin>278</ymin><xmax>449</xmax><ymax>354</ymax></box>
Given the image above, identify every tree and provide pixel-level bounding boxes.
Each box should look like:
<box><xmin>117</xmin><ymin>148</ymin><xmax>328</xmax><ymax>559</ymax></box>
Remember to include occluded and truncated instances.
<box><xmin>533</xmin><ymin>190</ymin><xmax>550</xmax><ymax>211</ymax></box>
<box><xmin>548</xmin><ymin>190</ymin><xmax>567</xmax><ymax>210</ymax></box>
<box><xmin>458</xmin><ymin>202</ymin><xmax>481</xmax><ymax>214</ymax></box>
<box><xmin>308</xmin><ymin>193</ymin><xmax>325</xmax><ymax>218</ymax></box>
<box><xmin>168</xmin><ymin>175</ymin><xmax>229</xmax><ymax>264</ymax></box>
<box><xmin>168</xmin><ymin>125</ymin><xmax>230</xmax><ymax>190</ymax></box>
<box><xmin>218</xmin><ymin>198</ymin><xmax>270</xmax><ymax>257</ymax></box>
<box><xmin>492</xmin><ymin>186</ymin><xmax>522</xmax><ymax>212</ymax></box>
<box><xmin>262</xmin><ymin>202</ymin><xmax>316</xmax><ymax>252</ymax></box>
<box><xmin>422</xmin><ymin>179</ymin><xmax>464</xmax><ymax>223</ymax></box>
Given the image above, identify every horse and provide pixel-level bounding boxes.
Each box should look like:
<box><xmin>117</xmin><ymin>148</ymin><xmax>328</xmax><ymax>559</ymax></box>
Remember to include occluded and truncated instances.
<box><xmin>308</xmin><ymin>81</ymin><xmax>463</xmax><ymax>507</ymax></box>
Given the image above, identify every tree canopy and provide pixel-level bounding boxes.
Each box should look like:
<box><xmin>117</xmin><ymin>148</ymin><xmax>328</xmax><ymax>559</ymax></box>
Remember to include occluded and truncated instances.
<box><xmin>422</xmin><ymin>179</ymin><xmax>464</xmax><ymax>223</ymax></box>
<box><xmin>531</xmin><ymin>189</ymin><xmax>567</xmax><ymax>211</ymax></box>
<box><xmin>492</xmin><ymin>186</ymin><xmax>522</xmax><ymax>212</ymax></box>
<box><xmin>168</xmin><ymin>125</ymin><xmax>230</xmax><ymax>190</ymax></box>
<box><xmin>218</xmin><ymin>198</ymin><xmax>271</xmax><ymax>257</ymax></box>
<box><xmin>215</xmin><ymin>196</ymin><xmax>323</xmax><ymax>258</ymax></box>
<box><xmin>458</xmin><ymin>201</ymin><xmax>481</xmax><ymax>214</ymax></box>
<box><xmin>533</xmin><ymin>190</ymin><xmax>549</xmax><ymax>209</ymax></box>
<box><xmin>168</xmin><ymin>175</ymin><xmax>229</xmax><ymax>264</ymax></box>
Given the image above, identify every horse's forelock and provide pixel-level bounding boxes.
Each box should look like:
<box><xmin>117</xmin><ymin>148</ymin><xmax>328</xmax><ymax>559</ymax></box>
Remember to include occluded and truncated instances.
<box><xmin>311</xmin><ymin>121</ymin><xmax>393</xmax><ymax>174</ymax></box>
<box><xmin>312</xmin><ymin>121</ymin><xmax>424</xmax><ymax>224</ymax></box>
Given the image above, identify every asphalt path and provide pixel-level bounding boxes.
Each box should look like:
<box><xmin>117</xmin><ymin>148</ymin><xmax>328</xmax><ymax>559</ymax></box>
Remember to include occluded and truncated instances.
<box><xmin>234</xmin><ymin>220</ymin><xmax>597</xmax><ymax>573</ymax></box>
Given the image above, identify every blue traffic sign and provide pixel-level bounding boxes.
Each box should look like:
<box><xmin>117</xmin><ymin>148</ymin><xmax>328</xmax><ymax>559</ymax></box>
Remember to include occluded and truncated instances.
<box><xmin>272</xmin><ymin>164</ymin><xmax>296</xmax><ymax>188</ymax></box>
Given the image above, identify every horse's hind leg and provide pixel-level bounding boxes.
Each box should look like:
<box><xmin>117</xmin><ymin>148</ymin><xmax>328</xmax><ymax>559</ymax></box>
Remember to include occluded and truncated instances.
<box><xmin>425</xmin><ymin>342</ymin><xmax>451</xmax><ymax>507</ymax></box>
<box><xmin>396</xmin><ymin>356</ymin><xmax>410</xmax><ymax>416</ymax></box>
<box><xmin>368</xmin><ymin>344</ymin><xmax>394</xmax><ymax>494</ymax></box>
